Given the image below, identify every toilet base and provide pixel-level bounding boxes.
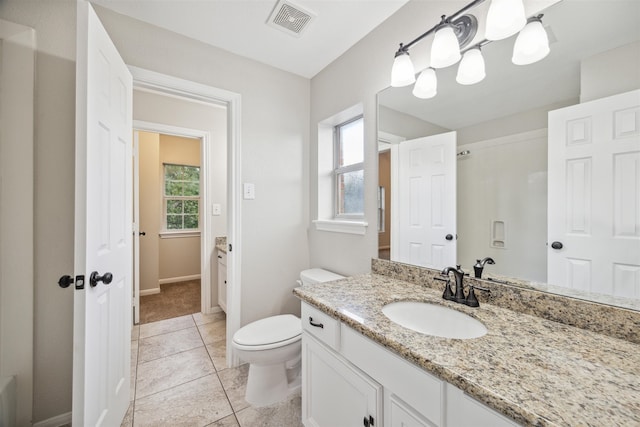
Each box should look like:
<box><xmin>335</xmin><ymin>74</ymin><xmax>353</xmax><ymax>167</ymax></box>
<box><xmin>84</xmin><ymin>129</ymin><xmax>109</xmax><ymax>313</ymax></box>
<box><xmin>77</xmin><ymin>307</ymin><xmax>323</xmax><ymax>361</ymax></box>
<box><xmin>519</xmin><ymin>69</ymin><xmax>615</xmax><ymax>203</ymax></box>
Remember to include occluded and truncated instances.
<box><xmin>245</xmin><ymin>362</ymin><xmax>301</xmax><ymax>407</ymax></box>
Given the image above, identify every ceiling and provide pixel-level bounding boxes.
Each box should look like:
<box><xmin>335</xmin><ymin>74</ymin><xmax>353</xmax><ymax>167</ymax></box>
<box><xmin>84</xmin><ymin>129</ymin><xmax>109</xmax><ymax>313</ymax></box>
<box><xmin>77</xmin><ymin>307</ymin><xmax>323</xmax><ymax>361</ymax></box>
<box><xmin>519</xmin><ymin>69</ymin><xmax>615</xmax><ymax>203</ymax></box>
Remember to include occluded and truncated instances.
<box><xmin>93</xmin><ymin>0</ymin><xmax>410</xmax><ymax>78</ymax></box>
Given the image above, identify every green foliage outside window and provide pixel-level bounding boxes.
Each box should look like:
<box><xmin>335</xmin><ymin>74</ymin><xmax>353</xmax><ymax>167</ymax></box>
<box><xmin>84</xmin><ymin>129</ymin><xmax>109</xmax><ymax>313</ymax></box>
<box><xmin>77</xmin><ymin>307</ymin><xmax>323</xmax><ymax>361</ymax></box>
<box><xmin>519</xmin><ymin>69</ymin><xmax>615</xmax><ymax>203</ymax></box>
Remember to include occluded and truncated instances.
<box><xmin>164</xmin><ymin>164</ymin><xmax>200</xmax><ymax>230</ymax></box>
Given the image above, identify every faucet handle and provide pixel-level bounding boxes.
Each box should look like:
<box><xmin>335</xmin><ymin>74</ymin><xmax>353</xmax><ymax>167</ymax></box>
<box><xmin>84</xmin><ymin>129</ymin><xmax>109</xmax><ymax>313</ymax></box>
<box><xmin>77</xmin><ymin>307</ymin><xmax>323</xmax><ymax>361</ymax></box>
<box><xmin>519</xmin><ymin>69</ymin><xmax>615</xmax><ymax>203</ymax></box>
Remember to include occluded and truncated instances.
<box><xmin>465</xmin><ymin>284</ymin><xmax>490</xmax><ymax>307</ymax></box>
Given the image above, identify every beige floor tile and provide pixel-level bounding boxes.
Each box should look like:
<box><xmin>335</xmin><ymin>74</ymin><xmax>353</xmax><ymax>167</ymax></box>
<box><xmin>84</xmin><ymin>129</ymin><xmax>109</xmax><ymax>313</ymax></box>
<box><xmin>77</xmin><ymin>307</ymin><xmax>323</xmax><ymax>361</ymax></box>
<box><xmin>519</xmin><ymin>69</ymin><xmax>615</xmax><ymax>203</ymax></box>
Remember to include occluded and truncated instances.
<box><xmin>205</xmin><ymin>339</ymin><xmax>227</xmax><ymax>371</ymax></box>
<box><xmin>121</xmin><ymin>402</ymin><xmax>134</xmax><ymax>427</ymax></box>
<box><xmin>235</xmin><ymin>391</ymin><xmax>302</xmax><ymax>427</ymax></box>
<box><xmin>139</xmin><ymin>314</ymin><xmax>196</xmax><ymax>339</ymax></box>
<box><xmin>198</xmin><ymin>318</ymin><xmax>227</xmax><ymax>344</ymax></box>
<box><xmin>132</xmin><ymin>325</ymin><xmax>140</xmax><ymax>342</ymax></box>
<box><xmin>193</xmin><ymin>311</ymin><xmax>226</xmax><ymax>326</ymax></box>
<box><xmin>131</xmin><ymin>340</ymin><xmax>139</xmax><ymax>401</ymax></box>
<box><xmin>138</xmin><ymin>327</ymin><xmax>203</xmax><ymax>363</ymax></box>
<box><xmin>216</xmin><ymin>364</ymin><xmax>250</xmax><ymax>413</ymax></box>
<box><xmin>136</xmin><ymin>347</ymin><xmax>215</xmax><ymax>399</ymax></box>
<box><xmin>206</xmin><ymin>414</ymin><xmax>240</xmax><ymax>427</ymax></box>
<box><xmin>133</xmin><ymin>375</ymin><xmax>233</xmax><ymax>427</ymax></box>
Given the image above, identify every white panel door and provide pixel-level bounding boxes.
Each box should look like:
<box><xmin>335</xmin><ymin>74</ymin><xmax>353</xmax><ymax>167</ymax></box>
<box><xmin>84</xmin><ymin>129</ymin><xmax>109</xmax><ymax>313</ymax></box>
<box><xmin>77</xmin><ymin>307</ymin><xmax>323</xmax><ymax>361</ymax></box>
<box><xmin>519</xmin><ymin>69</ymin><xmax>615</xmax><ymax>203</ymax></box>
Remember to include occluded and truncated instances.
<box><xmin>548</xmin><ymin>90</ymin><xmax>640</xmax><ymax>298</ymax></box>
<box><xmin>73</xmin><ymin>3</ymin><xmax>133</xmax><ymax>426</ymax></box>
<box><xmin>394</xmin><ymin>132</ymin><xmax>456</xmax><ymax>269</ymax></box>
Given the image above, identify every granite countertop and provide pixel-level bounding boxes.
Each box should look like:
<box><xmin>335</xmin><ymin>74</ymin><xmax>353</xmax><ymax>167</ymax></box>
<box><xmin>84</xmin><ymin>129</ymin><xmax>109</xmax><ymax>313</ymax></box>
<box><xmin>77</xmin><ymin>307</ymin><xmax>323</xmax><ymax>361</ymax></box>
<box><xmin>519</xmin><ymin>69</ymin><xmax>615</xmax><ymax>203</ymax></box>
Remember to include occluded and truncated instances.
<box><xmin>293</xmin><ymin>274</ymin><xmax>640</xmax><ymax>427</ymax></box>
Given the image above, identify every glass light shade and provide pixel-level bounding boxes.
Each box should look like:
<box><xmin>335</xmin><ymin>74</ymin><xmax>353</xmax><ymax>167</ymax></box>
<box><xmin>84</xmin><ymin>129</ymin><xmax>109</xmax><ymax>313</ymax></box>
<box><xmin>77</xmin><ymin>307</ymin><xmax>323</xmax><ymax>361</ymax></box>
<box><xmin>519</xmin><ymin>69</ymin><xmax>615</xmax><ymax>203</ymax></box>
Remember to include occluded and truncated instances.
<box><xmin>456</xmin><ymin>48</ymin><xmax>486</xmax><ymax>85</ymax></box>
<box><xmin>412</xmin><ymin>68</ymin><xmax>437</xmax><ymax>99</ymax></box>
<box><xmin>512</xmin><ymin>19</ymin><xmax>550</xmax><ymax>65</ymax></box>
<box><xmin>430</xmin><ymin>25</ymin><xmax>461</xmax><ymax>68</ymax></box>
<box><xmin>391</xmin><ymin>51</ymin><xmax>416</xmax><ymax>87</ymax></box>
<box><xmin>485</xmin><ymin>0</ymin><xmax>526</xmax><ymax>41</ymax></box>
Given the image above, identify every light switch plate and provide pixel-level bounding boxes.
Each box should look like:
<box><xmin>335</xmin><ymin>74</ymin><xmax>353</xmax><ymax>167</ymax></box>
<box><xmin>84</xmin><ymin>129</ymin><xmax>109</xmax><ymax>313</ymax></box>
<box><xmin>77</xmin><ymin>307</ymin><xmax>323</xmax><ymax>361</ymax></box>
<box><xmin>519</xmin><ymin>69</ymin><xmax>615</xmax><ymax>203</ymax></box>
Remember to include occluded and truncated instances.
<box><xmin>243</xmin><ymin>183</ymin><xmax>255</xmax><ymax>200</ymax></box>
<box><xmin>212</xmin><ymin>204</ymin><xmax>221</xmax><ymax>215</ymax></box>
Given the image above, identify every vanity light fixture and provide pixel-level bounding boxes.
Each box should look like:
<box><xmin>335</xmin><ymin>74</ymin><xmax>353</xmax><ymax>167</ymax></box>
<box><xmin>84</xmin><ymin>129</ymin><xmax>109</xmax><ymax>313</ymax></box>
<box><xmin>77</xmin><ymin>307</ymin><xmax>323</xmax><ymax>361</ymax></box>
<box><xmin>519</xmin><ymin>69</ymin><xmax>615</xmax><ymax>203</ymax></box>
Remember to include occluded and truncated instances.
<box><xmin>413</xmin><ymin>68</ymin><xmax>438</xmax><ymax>99</ymax></box>
<box><xmin>390</xmin><ymin>0</ymin><xmax>550</xmax><ymax>98</ymax></box>
<box><xmin>456</xmin><ymin>46</ymin><xmax>486</xmax><ymax>85</ymax></box>
<box><xmin>512</xmin><ymin>15</ymin><xmax>550</xmax><ymax>65</ymax></box>
<box><xmin>430</xmin><ymin>17</ymin><xmax>462</xmax><ymax>69</ymax></box>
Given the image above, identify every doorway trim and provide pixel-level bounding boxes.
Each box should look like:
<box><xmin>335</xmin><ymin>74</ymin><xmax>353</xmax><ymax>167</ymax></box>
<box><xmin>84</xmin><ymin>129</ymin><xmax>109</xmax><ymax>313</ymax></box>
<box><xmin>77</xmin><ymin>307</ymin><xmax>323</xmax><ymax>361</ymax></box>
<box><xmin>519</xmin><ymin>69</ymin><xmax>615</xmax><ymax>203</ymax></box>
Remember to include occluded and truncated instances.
<box><xmin>133</xmin><ymin>122</ymin><xmax>212</xmax><ymax>324</ymax></box>
<box><xmin>129</xmin><ymin>66</ymin><xmax>242</xmax><ymax>367</ymax></box>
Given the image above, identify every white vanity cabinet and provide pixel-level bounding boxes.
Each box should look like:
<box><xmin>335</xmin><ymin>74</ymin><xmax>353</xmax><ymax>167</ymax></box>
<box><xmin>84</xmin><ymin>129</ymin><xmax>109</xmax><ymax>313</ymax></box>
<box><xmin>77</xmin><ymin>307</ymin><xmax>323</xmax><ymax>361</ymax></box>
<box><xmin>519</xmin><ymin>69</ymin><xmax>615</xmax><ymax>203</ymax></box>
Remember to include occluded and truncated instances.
<box><xmin>217</xmin><ymin>251</ymin><xmax>227</xmax><ymax>313</ymax></box>
<box><xmin>300</xmin><ymin>302</ymin><xmax>519</xmax><ymax>427</ymax></box>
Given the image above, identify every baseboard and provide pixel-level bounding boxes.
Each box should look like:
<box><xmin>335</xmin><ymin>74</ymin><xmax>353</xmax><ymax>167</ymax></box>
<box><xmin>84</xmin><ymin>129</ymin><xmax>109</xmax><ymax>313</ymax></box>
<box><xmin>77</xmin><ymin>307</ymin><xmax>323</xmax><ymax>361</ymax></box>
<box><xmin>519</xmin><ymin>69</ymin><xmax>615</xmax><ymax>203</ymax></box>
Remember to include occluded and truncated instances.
<box><xmin>32</xmin><ymin>411</ymin><xmax>72</xmax><ymax>427</ymax></box>
<box><xmin>158</xmin><ymin>274</ymin><xmax>201</xmax><ymax>285</ymax></box>
<box><xmin>140</xmin><ymin>288</ymin><xmax>160</xmax><ymax>296</ymax></box>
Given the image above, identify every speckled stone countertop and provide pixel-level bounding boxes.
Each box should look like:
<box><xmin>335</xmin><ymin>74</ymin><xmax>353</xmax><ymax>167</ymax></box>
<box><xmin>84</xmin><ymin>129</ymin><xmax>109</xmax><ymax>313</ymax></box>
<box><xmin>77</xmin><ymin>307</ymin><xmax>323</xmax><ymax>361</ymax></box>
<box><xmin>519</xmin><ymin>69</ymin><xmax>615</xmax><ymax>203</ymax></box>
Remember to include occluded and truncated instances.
<box><xmin>293</xmin><ymin>274</ymin><xmax>640</xmax><ymax>426</ymax></box>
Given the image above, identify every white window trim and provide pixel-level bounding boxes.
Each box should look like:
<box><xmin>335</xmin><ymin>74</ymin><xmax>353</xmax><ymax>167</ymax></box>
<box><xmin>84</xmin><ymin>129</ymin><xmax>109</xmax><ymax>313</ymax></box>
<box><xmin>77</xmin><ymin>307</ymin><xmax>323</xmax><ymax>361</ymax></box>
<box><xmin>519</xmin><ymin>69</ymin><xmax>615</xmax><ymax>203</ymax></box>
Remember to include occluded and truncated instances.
<box><xmin>316</xmin><ymin>103</ymin><xmax>366</xmax><ymax>235</ymax></box>
<box><xmin>313</xmin><ymin>219</ymin><xmax>368</xmax><ymax>235</ymax></box>
<box><xmin>162</xmin><ymin>163</ymin><xmax>201</xmax><ymax>232</ymax></box>
<box><xmin>159</xmin><ymin>230</ymin><xmax>202</xmax><ymax>239</ymax></box>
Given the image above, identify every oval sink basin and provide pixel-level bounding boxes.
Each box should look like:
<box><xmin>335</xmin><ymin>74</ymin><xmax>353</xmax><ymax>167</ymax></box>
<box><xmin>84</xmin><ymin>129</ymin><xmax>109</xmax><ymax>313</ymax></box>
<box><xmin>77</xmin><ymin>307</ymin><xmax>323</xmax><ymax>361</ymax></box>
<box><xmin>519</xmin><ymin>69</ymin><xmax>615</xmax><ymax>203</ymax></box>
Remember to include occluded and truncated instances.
<box><xmin>382</xmin><ymin>301</ymin><xmax>487</xmax><ymax>339</ymax></box>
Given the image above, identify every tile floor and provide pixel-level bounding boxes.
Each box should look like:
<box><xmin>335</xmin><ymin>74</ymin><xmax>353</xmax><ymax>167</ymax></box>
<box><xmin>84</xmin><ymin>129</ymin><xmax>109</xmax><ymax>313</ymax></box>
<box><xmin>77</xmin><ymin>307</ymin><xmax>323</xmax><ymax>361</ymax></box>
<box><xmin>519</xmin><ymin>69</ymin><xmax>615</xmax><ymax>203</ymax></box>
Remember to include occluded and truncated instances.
<box><xmin>123</xmin><ymin>312</ymin><xmax>303</xmax><ymax>427</ymax></box>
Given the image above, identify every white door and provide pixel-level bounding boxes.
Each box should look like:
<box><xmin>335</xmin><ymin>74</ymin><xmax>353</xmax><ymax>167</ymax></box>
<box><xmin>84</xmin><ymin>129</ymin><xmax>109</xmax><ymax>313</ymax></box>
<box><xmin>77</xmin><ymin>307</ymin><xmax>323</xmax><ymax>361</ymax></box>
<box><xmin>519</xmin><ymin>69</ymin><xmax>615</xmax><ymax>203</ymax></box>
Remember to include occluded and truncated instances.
<box><xmin>548</xmin><ymin>89</ymin><xmax>640</xmax><ymax>298</ymax></box>
<box><xmin>73</xmin><ymin>2</ymin><xmax>133</xmax><ymax>426</ymax></box>
<box><xmin>393</xmin><ymin>132</ymin><xmax>457</xmax><ymax>269</ymax></box>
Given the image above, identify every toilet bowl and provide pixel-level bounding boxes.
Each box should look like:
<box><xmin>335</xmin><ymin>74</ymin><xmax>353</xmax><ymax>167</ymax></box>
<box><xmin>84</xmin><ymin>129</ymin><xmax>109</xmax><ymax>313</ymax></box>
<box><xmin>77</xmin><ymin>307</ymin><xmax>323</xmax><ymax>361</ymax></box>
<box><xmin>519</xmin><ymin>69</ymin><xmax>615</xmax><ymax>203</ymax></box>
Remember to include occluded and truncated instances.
<box><xmin>232</xmin><ymin>268</ymin><xmax>344</xmax><ymax>407</ymax></box>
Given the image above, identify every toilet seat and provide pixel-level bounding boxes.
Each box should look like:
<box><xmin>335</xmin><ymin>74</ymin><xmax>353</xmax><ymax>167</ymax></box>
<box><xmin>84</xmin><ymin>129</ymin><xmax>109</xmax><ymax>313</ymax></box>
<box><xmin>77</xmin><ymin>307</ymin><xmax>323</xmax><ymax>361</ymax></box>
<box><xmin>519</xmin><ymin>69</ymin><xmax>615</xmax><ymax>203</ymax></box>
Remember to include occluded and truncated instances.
<box><xmin>233</xmin><ymin>314</ymin><xmax>301</xmax><ymax>351</ymax></box>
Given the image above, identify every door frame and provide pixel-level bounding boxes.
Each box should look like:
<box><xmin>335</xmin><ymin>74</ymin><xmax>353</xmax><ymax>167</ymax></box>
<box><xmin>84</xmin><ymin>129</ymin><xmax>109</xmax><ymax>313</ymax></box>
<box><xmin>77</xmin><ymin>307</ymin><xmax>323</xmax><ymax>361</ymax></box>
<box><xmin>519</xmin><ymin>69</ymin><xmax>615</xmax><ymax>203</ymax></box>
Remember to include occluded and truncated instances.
<box><xmin>133</xmin><ymin>122</ymin><xmax>212</xmax><ymax>324</ymax></box>
<box><xmin>129</xmin><ymin>66</ymin><xmax>243</xmax><ymax>367</ymax></box>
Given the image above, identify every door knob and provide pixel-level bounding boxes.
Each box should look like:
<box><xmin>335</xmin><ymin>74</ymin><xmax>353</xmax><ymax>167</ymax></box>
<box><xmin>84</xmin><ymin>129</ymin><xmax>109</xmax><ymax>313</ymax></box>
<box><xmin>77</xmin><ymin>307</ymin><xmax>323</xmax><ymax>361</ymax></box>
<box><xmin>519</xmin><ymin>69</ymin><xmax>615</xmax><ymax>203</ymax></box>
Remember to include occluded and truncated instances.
<box><xmin>90</xmin><ymin>271</ymin><xmax>113</xmax><ymax>287</ymax></box>
<box><xmin>445</xmin><ymin>234</ymin><xmax>454</xmax><ymax>241</ymax></box>
<box><xmin>550</xmin><ymin>241</ymin><xmax>563</xmax><ymax>250</ymax></box>
<box><xmin>139</xmin><ymin>231</ymin><xmax>146</xmax><ymax>236</ymax></box>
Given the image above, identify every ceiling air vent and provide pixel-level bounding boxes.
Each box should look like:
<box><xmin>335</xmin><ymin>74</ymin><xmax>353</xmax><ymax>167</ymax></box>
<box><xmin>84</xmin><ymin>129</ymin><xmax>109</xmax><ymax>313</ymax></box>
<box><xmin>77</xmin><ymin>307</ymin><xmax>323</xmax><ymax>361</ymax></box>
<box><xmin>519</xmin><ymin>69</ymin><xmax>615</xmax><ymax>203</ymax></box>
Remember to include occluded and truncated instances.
<box><xmin>267</xmin><ymin>0</ymin><xmax>316</xmax><ymax>38</ymax></box>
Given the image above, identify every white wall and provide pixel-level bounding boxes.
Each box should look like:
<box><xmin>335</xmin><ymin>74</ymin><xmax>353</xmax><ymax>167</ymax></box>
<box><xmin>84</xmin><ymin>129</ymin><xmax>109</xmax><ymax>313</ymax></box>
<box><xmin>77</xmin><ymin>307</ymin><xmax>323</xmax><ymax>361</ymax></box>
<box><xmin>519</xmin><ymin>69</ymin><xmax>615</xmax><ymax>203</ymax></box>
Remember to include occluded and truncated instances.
<box><xmin>581</xmin><ymin>41</ymin><xmax>640</xmax><ymax>103</ymax></box>
<box><xmin>98</xmin><ymin>7</ymin><xmax>311</xmax><ymax>324</ymax></box>
<box><xmin>309</xmin><ymin>1</ymin><xmax>460</xmax><ymax>275</ymax></box>
<box><xmin>0</xmin><ymin>19</ymin><xmax>35</xmax><ymax>427</ymax></box>
<box><xmin>0</xmin><ymin>0</ymin><xmax>310</xmax><ymax>422</ymax></box>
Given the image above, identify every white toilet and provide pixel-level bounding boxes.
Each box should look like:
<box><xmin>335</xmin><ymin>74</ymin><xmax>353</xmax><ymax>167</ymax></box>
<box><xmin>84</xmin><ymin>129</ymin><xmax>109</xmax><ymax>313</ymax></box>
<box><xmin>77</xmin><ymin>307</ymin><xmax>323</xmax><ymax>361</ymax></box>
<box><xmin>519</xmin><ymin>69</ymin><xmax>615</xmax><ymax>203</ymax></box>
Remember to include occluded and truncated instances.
<box><xmin>232</xmin><ymin>268</ymin><xmax>344</xmax><ymax>407</ymax></box>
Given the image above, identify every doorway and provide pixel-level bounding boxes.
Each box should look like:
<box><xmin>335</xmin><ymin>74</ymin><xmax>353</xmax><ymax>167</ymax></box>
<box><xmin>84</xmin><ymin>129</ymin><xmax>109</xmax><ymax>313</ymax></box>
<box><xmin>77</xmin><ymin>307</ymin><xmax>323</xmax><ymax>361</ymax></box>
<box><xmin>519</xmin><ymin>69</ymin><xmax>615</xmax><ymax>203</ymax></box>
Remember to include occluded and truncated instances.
<box><xmin>134</xmin><ymin>130</ymin><xmax>204</xmax><ymax>324</ymax></box>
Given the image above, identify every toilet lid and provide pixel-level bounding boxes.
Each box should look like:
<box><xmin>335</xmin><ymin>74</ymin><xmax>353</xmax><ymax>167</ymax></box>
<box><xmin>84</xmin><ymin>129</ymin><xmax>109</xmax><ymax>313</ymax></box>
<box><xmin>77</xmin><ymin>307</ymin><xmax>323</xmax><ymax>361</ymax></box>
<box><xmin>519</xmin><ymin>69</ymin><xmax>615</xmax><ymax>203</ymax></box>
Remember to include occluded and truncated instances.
<box><xmin>233</xmin><ymin>314</ymin><xmax>301</xmax><ymax>346</ymax></box>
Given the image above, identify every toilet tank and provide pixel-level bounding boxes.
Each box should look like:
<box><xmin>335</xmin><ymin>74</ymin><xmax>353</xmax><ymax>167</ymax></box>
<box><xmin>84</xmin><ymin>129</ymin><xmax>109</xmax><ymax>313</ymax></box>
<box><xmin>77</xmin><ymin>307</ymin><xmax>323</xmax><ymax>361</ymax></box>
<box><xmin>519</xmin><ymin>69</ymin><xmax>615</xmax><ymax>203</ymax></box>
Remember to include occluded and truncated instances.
<box><xmin>299</xmin><ymin>268</ymin><xmax>344</xmax><ymax>286</ymax></box>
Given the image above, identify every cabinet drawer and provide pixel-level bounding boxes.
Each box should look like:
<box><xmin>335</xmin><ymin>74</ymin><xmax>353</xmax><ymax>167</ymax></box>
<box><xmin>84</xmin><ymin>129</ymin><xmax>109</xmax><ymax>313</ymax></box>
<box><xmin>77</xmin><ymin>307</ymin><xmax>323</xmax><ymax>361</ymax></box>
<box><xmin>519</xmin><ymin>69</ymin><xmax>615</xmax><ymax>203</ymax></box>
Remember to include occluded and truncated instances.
<box><xmin>342</xmin><ymin>326</ymin><xmax>444</xmax><ymax>426</ymax></box>
<box><xmin>301</xmin><ymin>303</ymin><xmax>340</xmax><ymax>351</ymax></box>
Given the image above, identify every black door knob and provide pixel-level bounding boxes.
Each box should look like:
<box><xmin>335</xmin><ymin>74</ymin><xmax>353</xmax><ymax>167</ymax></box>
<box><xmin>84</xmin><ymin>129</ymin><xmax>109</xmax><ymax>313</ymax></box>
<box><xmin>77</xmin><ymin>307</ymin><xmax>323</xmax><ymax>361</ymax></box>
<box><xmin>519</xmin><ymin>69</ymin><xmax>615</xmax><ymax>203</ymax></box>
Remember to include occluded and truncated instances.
<box><xmin>445</xmin><ymin>234</ymin><xmax>453</xmax><ymax>241</ymax></box>
<box><xmin>139</xmin><ymin>231</ymin><xmax>146</xmax><ymax>236</ymax></box>
<box><xmin>90</xmin><ymin>271</ymin><xmax>113</xmax><ymax>287</ymax></box>
<box><xmin>551</xmin><ymin>241</ymin><xmax>563</xmax><ymax>250</ymax></box>
<box><xmin>58</xmin><ymin>275</ymin><xmax>74</xmax><ymax>288</ymax></box>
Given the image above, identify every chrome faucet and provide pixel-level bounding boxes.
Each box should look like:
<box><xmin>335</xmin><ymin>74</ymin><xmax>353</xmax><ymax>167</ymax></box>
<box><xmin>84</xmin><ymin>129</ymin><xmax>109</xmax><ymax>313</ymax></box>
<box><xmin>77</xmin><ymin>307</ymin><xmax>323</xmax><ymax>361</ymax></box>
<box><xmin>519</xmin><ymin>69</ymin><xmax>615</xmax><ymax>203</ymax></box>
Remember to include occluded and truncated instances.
<box><xmin>440</xmin><ymin>265</ymin><xmax>491</xmax><ymax>307</ymax></box>
<box><xmin>473</xmin><ymin>257</ymin><xmax>495</xmax><ymax>278</ymax></box>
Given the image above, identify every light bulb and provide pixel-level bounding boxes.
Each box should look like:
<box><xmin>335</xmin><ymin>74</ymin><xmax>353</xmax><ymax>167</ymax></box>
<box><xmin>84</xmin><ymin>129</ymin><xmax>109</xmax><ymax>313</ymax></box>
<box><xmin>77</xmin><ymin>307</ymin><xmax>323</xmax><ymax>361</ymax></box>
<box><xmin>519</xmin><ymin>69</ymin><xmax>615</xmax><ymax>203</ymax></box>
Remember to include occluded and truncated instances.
<box><xmin>391</xmin><ymin>50</ymin><xmax>416</xmax><ymax>87</ymax></box>
<box><xmin>430</xmin><ymin>25</ymin><xmax>461</xmax><ymax>69</ymax></box>
<box><xmin>485</xmin><ymin>0</ymin><xmax>526</xmax><ymax>41</ymax></box>
<box><xmin>512</xmin><ymin>18</ymin><xmax>550</xmax><ymax>65</ymax></box>
<box><xmin>456</xmin><ymin>48</ymin><xmax>486</xmax><ymax>85</ymax></box>
<box><xmin>413</xmin><ymin>68</ymin><xmax>437</xmax><ymax>99</ymax></box>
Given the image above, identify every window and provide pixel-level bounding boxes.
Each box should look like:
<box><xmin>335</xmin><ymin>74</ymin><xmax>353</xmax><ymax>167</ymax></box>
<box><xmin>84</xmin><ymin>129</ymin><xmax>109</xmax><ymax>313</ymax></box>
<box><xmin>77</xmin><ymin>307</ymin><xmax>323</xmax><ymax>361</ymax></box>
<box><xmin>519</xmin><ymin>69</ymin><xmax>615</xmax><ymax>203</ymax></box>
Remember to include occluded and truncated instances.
<box><xmin>334</xmin><ymin>116</ymin><xmax>364</xmax><ymax>218</ymax></box>
<box><xmin>164</xmin><ymin>164</ymin><xmax>200</xmax><ymax>230</ymax></box>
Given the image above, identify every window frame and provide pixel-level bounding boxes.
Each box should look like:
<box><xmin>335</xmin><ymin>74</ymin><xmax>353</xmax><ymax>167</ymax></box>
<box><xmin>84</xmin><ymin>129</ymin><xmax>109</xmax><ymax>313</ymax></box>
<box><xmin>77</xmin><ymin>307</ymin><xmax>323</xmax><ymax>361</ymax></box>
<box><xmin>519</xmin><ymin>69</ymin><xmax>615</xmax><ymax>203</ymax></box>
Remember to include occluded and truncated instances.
<box><xmin>162</xmin><ymin>163</ymin><xmax>201</xmax><ymax>233</ymax></box>
<box><xmin>333</xmin><ymin>115</ymin><xmax>365</xmax><ymax>220</ymax></box>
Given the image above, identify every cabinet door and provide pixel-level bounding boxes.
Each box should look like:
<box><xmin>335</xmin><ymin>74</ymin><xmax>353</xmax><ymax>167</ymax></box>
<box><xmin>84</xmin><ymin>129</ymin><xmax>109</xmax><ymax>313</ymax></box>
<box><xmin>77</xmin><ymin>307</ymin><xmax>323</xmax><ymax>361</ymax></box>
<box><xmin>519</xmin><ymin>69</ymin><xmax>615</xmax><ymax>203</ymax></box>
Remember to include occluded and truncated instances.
<box><xmin>388</xmin><ymin>393</ymin><xmax>436</xmax><ymax>427</ymax></box>
<box><xmin>217</xmin><ymin>254</ymin><xmax>227</xmax><ymax>313</ymax></box>
<box><xmin>302</xmin><ymin>334</ymin><xmax>381</xmax><ymax>427</ymax></box>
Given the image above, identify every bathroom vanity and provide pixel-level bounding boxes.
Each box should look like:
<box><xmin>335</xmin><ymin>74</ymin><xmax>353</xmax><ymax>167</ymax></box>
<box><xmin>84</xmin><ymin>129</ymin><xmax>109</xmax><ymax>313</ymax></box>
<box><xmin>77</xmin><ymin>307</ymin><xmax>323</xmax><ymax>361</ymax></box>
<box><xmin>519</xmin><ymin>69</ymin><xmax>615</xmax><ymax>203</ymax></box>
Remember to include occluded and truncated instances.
<box><xmin>294</xmin><ymin>262</ymin><xmax>640</xmax><ymax>426</ymax></box>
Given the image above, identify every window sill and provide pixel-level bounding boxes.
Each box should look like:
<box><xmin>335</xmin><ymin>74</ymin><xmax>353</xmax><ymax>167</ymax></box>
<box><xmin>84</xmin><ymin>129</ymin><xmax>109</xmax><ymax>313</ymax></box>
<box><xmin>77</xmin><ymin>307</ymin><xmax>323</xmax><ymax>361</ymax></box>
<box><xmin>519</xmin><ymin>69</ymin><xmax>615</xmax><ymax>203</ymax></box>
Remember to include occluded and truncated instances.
<box><xmin>313</xmin><ymin>219</ymin><xmax>368</xmax><ymax>235</ymax></box>
<box><xmin>159</xmin><ymin>230</ymin><xmax>201</xmax><ymax>239</ymax></box>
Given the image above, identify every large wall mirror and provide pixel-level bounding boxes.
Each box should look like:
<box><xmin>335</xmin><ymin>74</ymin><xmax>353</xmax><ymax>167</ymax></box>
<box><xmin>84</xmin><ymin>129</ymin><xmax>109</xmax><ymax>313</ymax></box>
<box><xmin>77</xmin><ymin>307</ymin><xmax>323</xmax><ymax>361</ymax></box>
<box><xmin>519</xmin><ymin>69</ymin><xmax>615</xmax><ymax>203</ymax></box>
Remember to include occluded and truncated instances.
<box><xmin>377</xmin><ymin>0</ymin><xmax>640</xmax><ymax>310</ymax></box>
